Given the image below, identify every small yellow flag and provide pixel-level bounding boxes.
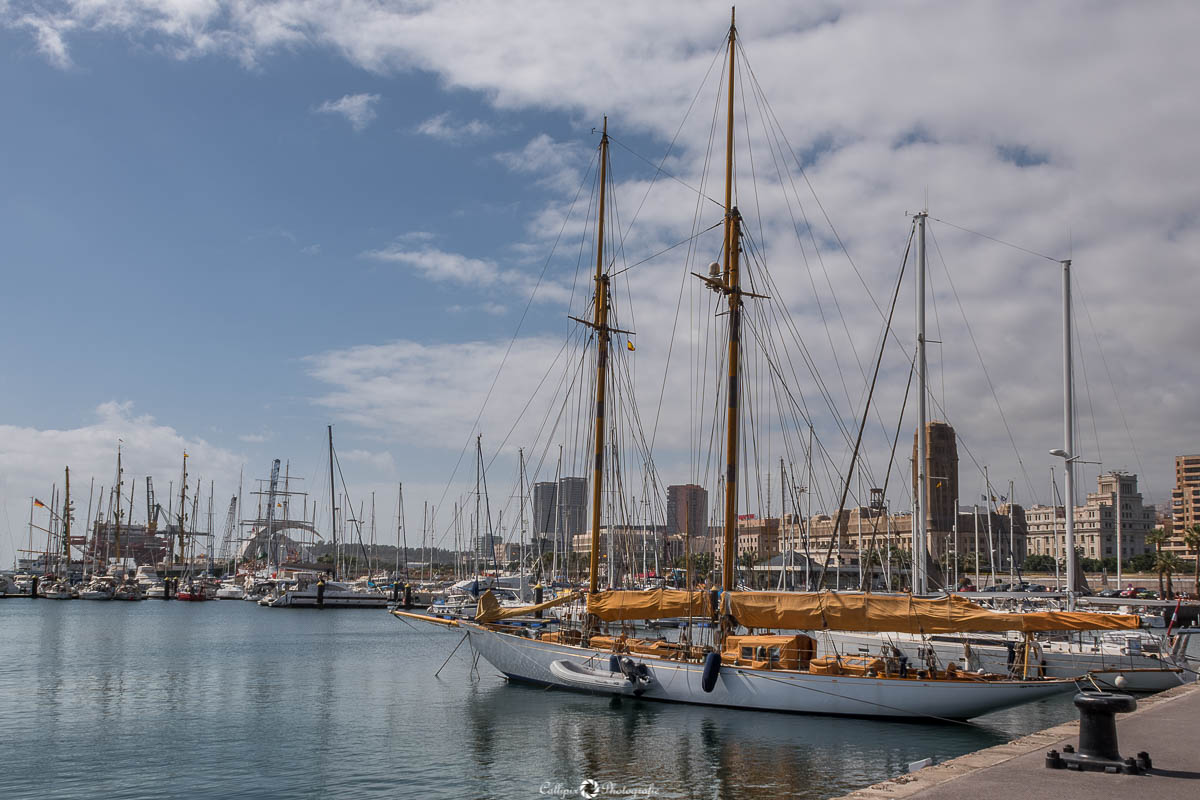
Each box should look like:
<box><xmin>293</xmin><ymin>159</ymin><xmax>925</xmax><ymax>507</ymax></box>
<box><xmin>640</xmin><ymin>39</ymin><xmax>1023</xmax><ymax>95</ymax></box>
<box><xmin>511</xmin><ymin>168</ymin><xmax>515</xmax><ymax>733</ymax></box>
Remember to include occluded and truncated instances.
<box><xmin>627</xmin><ymin>340</ymin><xmax>636</xmax><ymax>351</ymax></box>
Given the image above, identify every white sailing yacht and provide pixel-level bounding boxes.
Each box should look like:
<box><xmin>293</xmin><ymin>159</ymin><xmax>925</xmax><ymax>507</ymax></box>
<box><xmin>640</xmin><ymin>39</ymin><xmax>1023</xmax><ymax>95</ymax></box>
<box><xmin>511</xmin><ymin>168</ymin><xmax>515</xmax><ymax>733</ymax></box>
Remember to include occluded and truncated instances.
<box><xmin>392</xmin><ymin>12</ymin><xmax>1154</xmax><ymax>720</ymax></box>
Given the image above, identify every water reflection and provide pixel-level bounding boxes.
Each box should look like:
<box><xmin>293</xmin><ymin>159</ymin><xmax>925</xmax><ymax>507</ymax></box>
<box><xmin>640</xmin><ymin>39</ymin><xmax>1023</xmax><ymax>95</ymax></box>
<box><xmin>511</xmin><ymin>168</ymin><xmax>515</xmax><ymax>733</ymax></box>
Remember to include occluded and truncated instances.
<box><xmin>0</xmin><ymin>601</ymin><xmax>1096</xmax><ymax>800</ymax></box>
<box><xmin>461</xmin><ymin>671</ymin><xmax>1022</xmax><ymax>800</ymax></box>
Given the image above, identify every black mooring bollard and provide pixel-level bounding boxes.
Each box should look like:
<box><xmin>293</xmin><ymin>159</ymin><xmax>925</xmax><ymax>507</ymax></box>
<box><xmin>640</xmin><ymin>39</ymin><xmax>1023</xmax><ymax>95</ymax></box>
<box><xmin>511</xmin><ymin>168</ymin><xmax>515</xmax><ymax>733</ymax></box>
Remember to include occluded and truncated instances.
<box><xmin>316</xmin><ymin>579</ymin><xmax>325</xmax><ymax>608</ymax></box>
<box><xmin>1046</xmin><ymin>692</ymin><xmax>1150</xmax><ymax>774</ymax></box>
<box><xmin>403</xmin><ymin>583</ymin><xmax>412</xmax><ymax>609</ymax></box>
<box><xmin>30</xmin><ymin>575</ymin><xmax>39</xmax><ymax>598</ymax></box>
<box><xmin>534</xmin><ymin>584</ymin><xmax>544</xmax><ymax>618</ymax></box>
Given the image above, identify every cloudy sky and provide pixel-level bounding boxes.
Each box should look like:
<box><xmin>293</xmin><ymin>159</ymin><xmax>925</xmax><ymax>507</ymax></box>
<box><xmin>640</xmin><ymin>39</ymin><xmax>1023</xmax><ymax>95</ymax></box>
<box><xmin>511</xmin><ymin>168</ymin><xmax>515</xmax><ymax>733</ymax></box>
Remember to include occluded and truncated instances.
<box><xmin>2</xmin><ymin>1</ymin><xmax>1197</xmax><ymax>567</ymax></box>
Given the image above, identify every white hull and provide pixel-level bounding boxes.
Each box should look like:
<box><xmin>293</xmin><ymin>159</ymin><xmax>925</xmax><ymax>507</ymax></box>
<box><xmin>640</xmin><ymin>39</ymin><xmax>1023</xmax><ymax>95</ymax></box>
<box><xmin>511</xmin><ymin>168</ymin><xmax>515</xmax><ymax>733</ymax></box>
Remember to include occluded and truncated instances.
<box><xmin>817</xmin><ymin>631</ymin><xmax>1191</xmax><ymax>693</ymax></box>
<box><xmin>269</xmin><ymin>589</ymin><xmax>389</xmax><ymax>608</ymax></box>
<box><xmin>216</xmin><ymin>587</ymin><xmax>245</xmax><ymax>600</ymax></box>
<box><xmin>464</xmin><ymin>624</ymin><xmax>1073</xmax><ymax>720</ymax></box>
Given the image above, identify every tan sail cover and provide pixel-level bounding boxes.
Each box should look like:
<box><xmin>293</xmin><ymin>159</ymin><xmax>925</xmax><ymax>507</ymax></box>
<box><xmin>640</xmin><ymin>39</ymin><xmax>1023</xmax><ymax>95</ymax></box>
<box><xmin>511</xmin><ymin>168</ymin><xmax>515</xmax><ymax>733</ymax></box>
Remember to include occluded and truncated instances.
<box><xmin>474</xmin><ymin>589</ymin><xmax>580</xmax><ymax>623</ymax></box>
<box><xmin>587</xmin><ymin>589</ymin><xmax>712</xmax><ymax>622</ymax></box>
<box><xmin>727</xmin><ymin>591</ymin><xmax>1140</xmax><ymax>633</ymax></box>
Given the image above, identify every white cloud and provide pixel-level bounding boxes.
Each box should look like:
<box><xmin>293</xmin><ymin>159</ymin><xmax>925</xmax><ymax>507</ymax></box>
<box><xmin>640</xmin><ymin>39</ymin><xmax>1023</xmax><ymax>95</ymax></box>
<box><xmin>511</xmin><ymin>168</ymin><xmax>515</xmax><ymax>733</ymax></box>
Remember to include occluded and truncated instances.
<box><xmin>0</xmin><ymin>402</ymin><xmax>246</xmax><ymax>564</ymax></box>
<box><xmin>362</xmin><ymin>244</ymin><xmax>572</xmax><ymax>305</ymax></box>
<box><xmin>238</xmin><ymin>433</ymin><xmax>269</xmax><ymax>443</ymax></box>
<box><xmin>415</xmin><ymin>111</ymin><xmax>495</xmax><ymax>143</ymax></box>
<box><xmin>448</xmin><ymin>301</ymin><xmax>507</xmax><ymax>316</ymax></box>
<box><xmin>313</xmin><ymin>92</ymin><xmax>379</xmax><ymax>131</ymax></box>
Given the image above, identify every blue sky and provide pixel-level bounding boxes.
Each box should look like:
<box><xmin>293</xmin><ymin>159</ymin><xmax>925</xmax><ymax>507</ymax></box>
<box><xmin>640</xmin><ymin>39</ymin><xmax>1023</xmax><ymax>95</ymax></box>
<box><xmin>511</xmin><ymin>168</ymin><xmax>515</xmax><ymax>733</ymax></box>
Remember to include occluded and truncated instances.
<box><xmin>2</xmin><ymin>1</ymin><xmax>1199</xmax><ymax>566</ymax></box>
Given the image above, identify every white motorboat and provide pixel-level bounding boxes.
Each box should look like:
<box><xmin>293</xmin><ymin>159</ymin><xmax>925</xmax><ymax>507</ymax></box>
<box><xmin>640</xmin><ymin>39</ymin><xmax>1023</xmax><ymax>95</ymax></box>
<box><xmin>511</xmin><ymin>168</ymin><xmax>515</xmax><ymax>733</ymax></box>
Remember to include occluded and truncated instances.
<box><xmin>268</xmin><ymin>576</ymin><xmax>388</xmax><ymax>608</ymax></box>
<box><xmin>216</xmin><ymin>581</ymin><xmax>245</xmax><ymax>600</ymax></box>
<box><xmin>41</xmin><ymin>580</ymin><xmax>77</xmax><ymax>599</ymax></box>
<box><xmin>79</xmin><ymin>577</ymin><xmax>117</xmax><ymax>600</ymax></box>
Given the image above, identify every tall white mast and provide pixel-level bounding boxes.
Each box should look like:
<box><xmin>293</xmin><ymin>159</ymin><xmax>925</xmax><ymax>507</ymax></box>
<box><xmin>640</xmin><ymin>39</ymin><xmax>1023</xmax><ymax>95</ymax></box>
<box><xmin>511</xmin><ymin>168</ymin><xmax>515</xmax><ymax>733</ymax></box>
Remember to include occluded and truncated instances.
<box><xmin>914</xmin><ymin>211</ymin><xmax>929</xmax><ymax>595</ymax></box>
<box><xmin>1062</xmin><ymin>259</ymin><xmax>1077</xmax><ymax>609</ymax></box>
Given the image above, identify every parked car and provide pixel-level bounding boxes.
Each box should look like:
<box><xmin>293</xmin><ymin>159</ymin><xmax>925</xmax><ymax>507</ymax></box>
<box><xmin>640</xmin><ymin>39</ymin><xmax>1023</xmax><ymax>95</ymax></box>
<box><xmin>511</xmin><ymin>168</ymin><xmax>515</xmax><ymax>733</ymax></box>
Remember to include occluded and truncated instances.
<box><xmin>1097</xmin><ymin>588</ymin><xmax>1120</xmax><ymax>598</ymax></box>
<box><xmin>1024</xmin><ymin>583</ymin><xmax>1048</xmax><ymax>592</ymax></box>
<box><xmin>1134</xmin><ymin>588</ymin><xmax>1159</xmax><ymax>599</ymax></box>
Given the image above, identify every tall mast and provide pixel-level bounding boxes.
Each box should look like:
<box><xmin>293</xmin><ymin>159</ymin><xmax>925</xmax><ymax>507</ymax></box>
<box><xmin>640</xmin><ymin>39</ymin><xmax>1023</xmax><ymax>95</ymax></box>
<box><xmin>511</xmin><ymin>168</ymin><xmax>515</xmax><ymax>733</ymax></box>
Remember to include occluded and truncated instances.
<box><xmin>914</xmin><ymin>210</ymin><xmax>928</xmax><ymax>594</ymax></box>
<box><xmin>519</xmin><ymin>448</ymin><xmax>527</xmax><ymax>593</ymax></box>
<box><xmin>1061</xmin><ymin>259</ymin><xmax>1076</xmax><ymax>609</ymax></box>
<box><xmin>328</xmin><ymin>425</ymin><xmax>338</xmax><ymax>580</ymax></box>
<box><xmin>587</xmin><ymin>116</ymin><xmax>611</xmax><ymax>596</ymax></box>
<box><xmin>177</xmin><ymin>453</ymin><xmax>188</xmax><ymax>567</ymax></box>
<box><xmin>114</xmin><ymin>444</ymin><xmax>123</xmax><ymax>569</ymax></box>
<box><xmin>62</xmin><ymin>466</ymin><xmax>71</xmax><ymax>576</ymax></box>
<box><xmin>720</xmin><ymin>11</ymin><xmax>743</xmax><ymax>594</ymax></box>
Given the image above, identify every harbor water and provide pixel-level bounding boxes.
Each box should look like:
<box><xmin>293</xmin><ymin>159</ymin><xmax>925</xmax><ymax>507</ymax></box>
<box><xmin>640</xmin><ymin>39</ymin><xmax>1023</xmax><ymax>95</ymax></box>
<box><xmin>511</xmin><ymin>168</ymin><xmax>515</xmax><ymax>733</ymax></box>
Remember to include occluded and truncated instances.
<box><xmin>0</xmin><ymin>599</ymin><xmax>1159</xmax><ymax>799</ymax></box>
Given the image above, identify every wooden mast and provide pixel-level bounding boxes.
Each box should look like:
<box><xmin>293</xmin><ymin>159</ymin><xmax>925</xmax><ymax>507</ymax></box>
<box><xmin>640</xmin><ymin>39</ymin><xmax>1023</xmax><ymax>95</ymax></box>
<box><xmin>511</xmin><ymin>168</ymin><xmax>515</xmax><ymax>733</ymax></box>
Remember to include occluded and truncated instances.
<box><xmin>720</xmin><ymin>9</ymin><xmax>742</xmax><ymax>593</ymax></box>
<box><xmin>587</xmin><ymin>116</ymin><xmax>611</xmax><ymax>596</ymax></box>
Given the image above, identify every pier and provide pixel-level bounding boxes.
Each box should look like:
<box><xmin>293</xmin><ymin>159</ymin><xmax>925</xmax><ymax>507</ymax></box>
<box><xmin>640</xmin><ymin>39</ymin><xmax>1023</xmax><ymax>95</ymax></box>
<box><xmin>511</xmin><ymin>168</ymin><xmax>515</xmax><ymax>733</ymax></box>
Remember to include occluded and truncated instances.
<box><xmin>837</xmin><ymin>681</ymin><xmax>1200</xmax><ymax>800</ymax></box>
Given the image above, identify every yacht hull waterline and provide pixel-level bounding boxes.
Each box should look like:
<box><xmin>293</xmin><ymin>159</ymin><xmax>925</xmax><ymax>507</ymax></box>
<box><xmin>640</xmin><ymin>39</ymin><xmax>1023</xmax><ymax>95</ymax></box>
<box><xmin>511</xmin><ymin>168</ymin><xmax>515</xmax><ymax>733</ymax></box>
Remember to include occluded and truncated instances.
<box><xmin>462</xmin><ymin>624</ymin><xmax>1075</xmax><ymax>720</ymax></box>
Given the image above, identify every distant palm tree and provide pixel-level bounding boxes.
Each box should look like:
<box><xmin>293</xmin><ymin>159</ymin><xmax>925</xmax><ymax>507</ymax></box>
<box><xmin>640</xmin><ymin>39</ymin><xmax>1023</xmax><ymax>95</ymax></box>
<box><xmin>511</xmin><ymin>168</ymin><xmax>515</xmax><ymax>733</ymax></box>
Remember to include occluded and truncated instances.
<box><xmin>1155</xmin><ymin>551</ymin><xmax>1186</xmax><ymax>600</ymax></box>
<box><xmin>1183</xmin><ymin>524</ymin><xmax>1200</xmax><ymax>597</ymax></box>
<box><xmin>1146</xmin><ymin>527</ymin><xmax>1169</xmax><ymax>597</ymax></box>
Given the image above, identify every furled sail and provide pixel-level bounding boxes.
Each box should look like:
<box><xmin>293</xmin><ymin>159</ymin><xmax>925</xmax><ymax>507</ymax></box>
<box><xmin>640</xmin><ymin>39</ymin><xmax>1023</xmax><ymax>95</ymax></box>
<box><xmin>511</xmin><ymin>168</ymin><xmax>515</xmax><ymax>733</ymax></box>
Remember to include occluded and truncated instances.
<box><xmin>474</xmin><ymin>589</ymin><xmax>581</xmax><ymax>623</ymax></box>
<box><xmin>727</xmin><ymin>591</ymin><xmax>1140</xmax><ymax>633</ymax></box>
<box><xmin>587</xmin><ymin>589</ymin><xmax>712</xmax><ymax>621</ymax></box>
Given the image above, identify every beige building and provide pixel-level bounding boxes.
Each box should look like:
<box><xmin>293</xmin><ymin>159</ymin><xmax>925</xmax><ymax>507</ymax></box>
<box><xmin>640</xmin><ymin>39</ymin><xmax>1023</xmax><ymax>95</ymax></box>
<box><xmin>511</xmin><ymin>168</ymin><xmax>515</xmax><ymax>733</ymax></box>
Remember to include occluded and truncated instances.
<box><xmin>1026</xmin><ymin>472</ymin><xmax>1155</xmax><ymax>562</ymax></box>
<box><xmin>1168</xmin><ymin>454</ymin><xmax>1200</xmax><ymax>556</ymax></box>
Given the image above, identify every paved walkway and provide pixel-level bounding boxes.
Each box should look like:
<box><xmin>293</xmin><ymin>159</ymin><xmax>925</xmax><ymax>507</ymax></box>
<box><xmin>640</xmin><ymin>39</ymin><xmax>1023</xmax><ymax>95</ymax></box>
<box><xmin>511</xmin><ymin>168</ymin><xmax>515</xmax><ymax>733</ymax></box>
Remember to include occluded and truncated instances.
<box><xmin>837</xmin><ymin>680</ymin><xmax>1200</xmax><ymax>800</ymax></box>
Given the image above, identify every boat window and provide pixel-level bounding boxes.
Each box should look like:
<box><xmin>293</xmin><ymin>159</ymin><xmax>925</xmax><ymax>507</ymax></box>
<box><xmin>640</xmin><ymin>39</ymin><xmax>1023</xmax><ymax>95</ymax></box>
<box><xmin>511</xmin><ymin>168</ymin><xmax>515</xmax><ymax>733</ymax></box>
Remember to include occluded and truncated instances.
<box><xmin>740</xmin><ymin>646</ymin><xmax>754</xmax><ymax>660</ymax></box>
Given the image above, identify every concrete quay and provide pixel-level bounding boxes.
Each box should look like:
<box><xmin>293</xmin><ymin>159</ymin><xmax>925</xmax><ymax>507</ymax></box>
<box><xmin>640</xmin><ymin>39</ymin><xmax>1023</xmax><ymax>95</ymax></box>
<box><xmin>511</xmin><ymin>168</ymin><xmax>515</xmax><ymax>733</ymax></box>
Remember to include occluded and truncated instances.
<box><xmin>836</xmin><ymin>680</ymin><xmax>1200</xmax><ymax>800</ymax></box>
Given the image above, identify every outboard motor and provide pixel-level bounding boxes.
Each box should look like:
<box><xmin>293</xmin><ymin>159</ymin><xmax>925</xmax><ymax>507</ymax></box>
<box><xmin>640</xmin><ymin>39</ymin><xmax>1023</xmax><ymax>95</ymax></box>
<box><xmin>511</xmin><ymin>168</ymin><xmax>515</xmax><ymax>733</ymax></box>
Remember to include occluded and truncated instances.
<box><xmin>617</xmin><ymin>656</ymin><xmax>652</xmax><ymax>696</ymax></box>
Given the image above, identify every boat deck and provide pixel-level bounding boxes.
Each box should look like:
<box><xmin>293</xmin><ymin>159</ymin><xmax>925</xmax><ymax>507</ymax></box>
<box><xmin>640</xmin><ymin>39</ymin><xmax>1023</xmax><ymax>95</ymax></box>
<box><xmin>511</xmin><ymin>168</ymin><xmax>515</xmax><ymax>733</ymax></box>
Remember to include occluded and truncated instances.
<box><xmin>836</xmin><ymin>680</ymin><xmax>1200</xmax><ymax>800</ymax></box>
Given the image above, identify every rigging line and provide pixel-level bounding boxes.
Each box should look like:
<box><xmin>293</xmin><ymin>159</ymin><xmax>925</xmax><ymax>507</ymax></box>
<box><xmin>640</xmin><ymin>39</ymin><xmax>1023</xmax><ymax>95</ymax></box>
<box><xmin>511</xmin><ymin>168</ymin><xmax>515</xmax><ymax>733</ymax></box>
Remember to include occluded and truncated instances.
<box><xmin>600</xmin><ymin>28</ymin><xmax>730</xmax><ymax>220</ymax></box>
<box><xmin>432</xmin><ymin>147</ymin><xmax>600</xmax><ymax>519</ymax></box>
<box><xmin>1076</xmin><ymin>281</ymin><xmax>1150</xmax><ymax>494</ymax></box>
<box><xmin>927</xmin><ymin>223</ymin><xmax>1037</xmax><ymax>503</ymax></box>
<box><xmin>1072</xmin><ymin>300</ymin><xmax>1104</xmax><ymax>472</ymax></box>
<box><xmin>928</xmin><ymin>216</ymin><xmax>1060</xmax><ymax>263</ymax></box>
<box><xmin>738</xmin><ymin>44</ymin><xmax>890</xmax><ymax>327</ymax></box>
<box><xmin>815</xmin><ymin>220</ymin><xmax>911</xmax><ymax>589</ymax></box>
<box><xmin>860</xmin><ymin>354</ymin><xmax>918</xmax><ymax>589</ymax></box>
<box><xmin>607</xmin><ymin>136</ymin><xmax>724</xmax><ymax>210</ymax></box>
<box><xmin>607</xmin><ymin>222</ymin><xmax>723</xmax><ymax>279</ymax></box>
<box><xmin>743</xmin><ymin>102</ymin><xmax>863</xmax><ymax>419</ymax></box>
<box><xmin>649</xmin><ymin>62</ymin><xmax>728</xmax><ymax>460</ymax></box>
<box><xmin>741</xmin><ymin>225</ymin><xmax>896</xmax><ymax>487</ymax></box>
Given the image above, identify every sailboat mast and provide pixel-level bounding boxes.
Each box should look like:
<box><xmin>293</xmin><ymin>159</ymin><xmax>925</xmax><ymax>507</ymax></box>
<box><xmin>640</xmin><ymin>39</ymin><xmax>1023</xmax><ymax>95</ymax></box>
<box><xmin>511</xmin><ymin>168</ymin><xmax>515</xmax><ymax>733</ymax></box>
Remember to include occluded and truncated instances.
<box><xmin>177</xmin><ymin>453</ymin><xmax>188</xmax><ymax>567</ymax></box>
<box><xmin>587</xmin><ymin>116</ymin><xmax>611</xmax><ymax>596</ymax></box>
<box><xmin>63</xmin><ymin>467</ymin><xmax>71</xmax><ymax>577</ymax></box>
<box><xmin>328</xmin><ymin>425</ymin><xmax>338</xmax><ymax>581</ymax></box>
<box><xmin>914</xmin><ymin>211</ymin><xmax>928</xmax><ymax>594</ymax></box>
<box><xmin>1061</xmin><ymin>259</ymin><xmax>1076</xmax><ymax>609</ymax></box>
<box><xmin>114</xmin><ymin>444</ymin><xmax>123</xmax><ymax>569</ymax></box>
<box><xmin>720</xmin><ymin>12</ymin><xmax>742</xmax><ymax>593</ymax></box>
